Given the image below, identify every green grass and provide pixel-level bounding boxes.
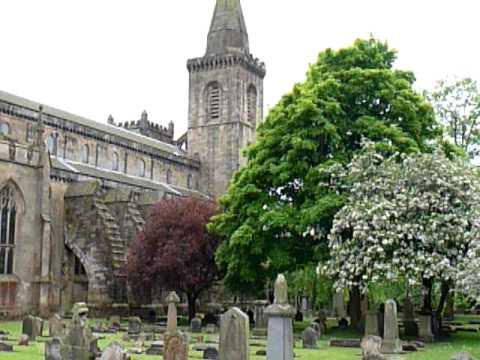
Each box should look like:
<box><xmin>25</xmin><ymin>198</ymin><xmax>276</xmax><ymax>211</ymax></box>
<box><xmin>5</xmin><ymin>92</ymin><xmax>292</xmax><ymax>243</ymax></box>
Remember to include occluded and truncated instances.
<box><xmin>0</xmin><ymin>319</ymin><xmax>479</xmax><ymax>359</ymax></box>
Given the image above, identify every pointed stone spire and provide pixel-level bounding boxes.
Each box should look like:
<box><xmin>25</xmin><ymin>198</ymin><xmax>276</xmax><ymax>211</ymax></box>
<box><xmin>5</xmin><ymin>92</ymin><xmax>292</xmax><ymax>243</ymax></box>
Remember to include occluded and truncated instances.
<box><xmin>206</xmin><ymin>0</ymin><xmax>249</xmax><ymax>55</ymax></box>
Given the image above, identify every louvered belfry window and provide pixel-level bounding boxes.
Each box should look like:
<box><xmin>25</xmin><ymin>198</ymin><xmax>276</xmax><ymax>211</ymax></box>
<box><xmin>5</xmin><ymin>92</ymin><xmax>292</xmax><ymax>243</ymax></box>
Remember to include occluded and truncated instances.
<box><xmin>0</xmin><ymin>186</ymin><xmax>16</xmax><ymax>275</ymax></box>
<box><xmin>207</xmin><ymin>82</ymin><xmax>221</xmax><ymax>121</ymax></box>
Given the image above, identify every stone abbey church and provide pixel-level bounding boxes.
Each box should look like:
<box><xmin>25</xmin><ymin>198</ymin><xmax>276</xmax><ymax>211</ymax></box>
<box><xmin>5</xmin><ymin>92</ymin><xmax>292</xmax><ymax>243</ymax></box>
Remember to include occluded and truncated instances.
<box><xmin>0</xmin><ymin>0</ymin><xmax>265</xmax><ymax>317</ymax></box>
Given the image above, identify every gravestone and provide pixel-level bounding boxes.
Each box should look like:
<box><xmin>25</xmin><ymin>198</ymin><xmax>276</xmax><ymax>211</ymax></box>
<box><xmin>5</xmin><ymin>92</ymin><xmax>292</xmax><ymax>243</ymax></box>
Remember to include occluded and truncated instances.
<box><xmin>0</xmin><ymin>342</ymin><xmax>13</xmax><ymax>352</ymax></box>
<box><xmin>302</xmin><ymin>326</ymin><xmax>318</xmax><ymax>349</ymax></box>
<box><xmin>403</xmin><ymin>297</ymin><xmax>418</xmax><ymax>337</ymax></box>
<box><xmin>60</xmin><ymin>302</ymin><xmax>98</xmax><ymax>360</ymax></box>
<box><xmin>191</xmin><ymin>317</ymin><xmax>202</xmax><ymax>333</ymax></box>
<box><xmin>365</xmin><ymin>311</ymin><xmax>379</xmax><ymax>336</ymax></box>
<box><xmin>265</xmin><ymin>274</ymin><xmax>295</xmax><ymax>360</ymax></box>
<box><xmin>22</xmin><ymin>315</ymin><xmax>37</xmax><ymax>341</ymax></box>
<box><xmin>100</xmin><ymin>341</ymin><xmax>128</xmax><ymax>360</ymax></box>
<box><xmin>219</xmin><ymin>307</ymin><xmax>249</xmax><ymax>360</ymax></box>
<box><xmin>45</xmin><ymin>338</ymin><xmax>63</xmax><ymax>360</ymax></box>
<box><xmin>295</xmin><ymin>310</ymin><xmax>304</xmax><ymax>322</ymax></box>
<box><xmin>109</xmin><ymin>316</ymin><xmax>121</xmax><ymax>329</ymax></box>
<box><xmin>203</xmin><ymin>346</ymin><xmax>219</xmax><ymax>360</ymax></box>
<box><xmin>254</xmin><ymin>300</ymin><xmax>269</xmax><ymax>329</ymax></box>
<box><xmin>361</xmin><ymin>335</ymin><xmax>385</xmax><ymax>360</ymax></box>
<box><xmin>164</xmin><ymin>291</ymin><xmax>188</xmax><ymax>360</ymax></box>
<box><xmin>146</xmin><ymin>341</ymin><xmax>164</xmax><ymax>355</ymax></box>
<box><xmin>128</xmin><ymin>317</ymin><xmax>142</xmax><ymax>334</ymax></box>
<box><xmin>49</xmin><ymin>314</ymin><xmax>64</xmax><ymax>338</ymax></box>
<box><xmin>339</xmin><ymin>318</ymin><xmax>349</xmax><ymax>329</ymax></box>
<box><xmin>35</xmin><ymin>317</ymin><xmax>44</xmax><ymax>337</ymax></box>
<box><xmin>381</xmin><ymin>299</ymin><xmax>401</xmax><ymax>354</ymax></box>
<box><xmin>18</xmin><ymin>334</ymin><xmax>29</xmax><ymax>346</ymax></box>
<box><xmin>418</xmin><ymin>314</ymin><xmax>434</xmax><ymax>342</ymax></box>
<box><xmin>310</xmin><ymin>322</ymin><xmax>321</xmax><ymax>338</ymax></box>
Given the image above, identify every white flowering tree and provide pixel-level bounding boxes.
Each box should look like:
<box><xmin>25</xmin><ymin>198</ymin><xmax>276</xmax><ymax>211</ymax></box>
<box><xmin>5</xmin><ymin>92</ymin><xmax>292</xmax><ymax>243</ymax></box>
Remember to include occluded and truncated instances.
<box><xmin>325</xmin><ymin>144</ymin><xmax>480</xmax><ymax>328</ymax></box>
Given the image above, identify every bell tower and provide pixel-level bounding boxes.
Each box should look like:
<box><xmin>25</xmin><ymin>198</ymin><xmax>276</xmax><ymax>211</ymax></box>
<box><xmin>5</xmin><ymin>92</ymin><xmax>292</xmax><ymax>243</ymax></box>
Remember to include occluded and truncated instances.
<box><xmin>187</xmin><ymin>0</ymin><xmax>266</xmax><ymax>198</ymax></box>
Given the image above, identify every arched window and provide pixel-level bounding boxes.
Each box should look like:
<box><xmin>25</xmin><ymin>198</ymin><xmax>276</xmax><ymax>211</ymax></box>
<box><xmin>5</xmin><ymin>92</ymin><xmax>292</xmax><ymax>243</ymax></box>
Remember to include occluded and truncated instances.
<box><xmin>247</xmin><ymin>85</ymin><xmax>257</xmax><ymax>124</ymax></box>
<box><xmin>187</xmin><ymin>174</ymin><xmax>193</xmax><ymax>189</ymax></box>
<box><xmin>206</xmin><ymin>82</ymin><xmax>221</xmax><ymax>121</ymax></box>
<box><xmin>139</xmin><ymin>159</ymin><xmax>146</xmax><ymax>178</ymax></box>
<box><xmin>47</xmin><ymin>134</ymin><xmax>57</xmax><ymax>156</ymax></box>
<box><xmin>166</xmin><ymin>169</ymin><xmax>172</xmax><ymax>184</ymax></box>
<box><xmin>81</xmin><ymin>144</ymin><xmax>89</xmax><ymax>164</ymax></box>
<box><xmin>0</xmin><ymin>186</ymin><xmax>17</xmax><ymax>275</ymax></box>
<box><xmin>112</xmin><ymin>152</ymin><xmax>119</xmax><ymax>171</ymax></box>
<box><xmin>0</xmin><ymin>123</ymin><xmax>10</xmax><ymax>136</ymax></box>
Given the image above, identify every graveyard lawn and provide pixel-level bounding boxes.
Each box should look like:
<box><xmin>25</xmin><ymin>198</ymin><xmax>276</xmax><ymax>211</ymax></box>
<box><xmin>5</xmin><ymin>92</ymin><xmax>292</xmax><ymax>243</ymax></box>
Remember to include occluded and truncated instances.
<box><xmin>0</xmin><ymin>320</ymin><xmax>479</xmax><ymax>359</ymax></box>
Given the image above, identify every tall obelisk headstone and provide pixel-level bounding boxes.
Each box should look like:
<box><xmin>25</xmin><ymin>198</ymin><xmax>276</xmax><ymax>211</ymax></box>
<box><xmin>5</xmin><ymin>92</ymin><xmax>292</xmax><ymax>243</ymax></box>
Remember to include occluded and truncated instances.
<box><xmin>266</xmin><ymin>274</ymin><xmax>295</xmax><ymax>360</ymax></box>
<box><xmin>381</xmin><ymin>299</ymin><xmax>402</xmax><ymax>354</ymax></box>
<box><xmin>164</xmin><ymin>292</ymin><xmax>189</xmax><ymax>360</ymax></box>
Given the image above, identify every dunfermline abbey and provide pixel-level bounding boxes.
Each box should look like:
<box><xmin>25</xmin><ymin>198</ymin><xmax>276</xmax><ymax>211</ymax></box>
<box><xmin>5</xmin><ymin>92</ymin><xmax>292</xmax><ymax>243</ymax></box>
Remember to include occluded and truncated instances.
<box><xmin>0</xmin><ymin>0</ymin><xmax>265</xmax><ymax>317</ymax></box>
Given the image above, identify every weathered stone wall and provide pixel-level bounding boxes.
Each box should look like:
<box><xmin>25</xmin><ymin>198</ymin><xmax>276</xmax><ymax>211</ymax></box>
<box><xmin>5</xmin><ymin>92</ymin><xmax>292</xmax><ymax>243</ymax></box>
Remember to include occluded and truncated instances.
<box><xmin>187</xmin><ymin>58</ymin><xmax>264</xmax><ymax>198</ymax></box>
<box><xmin>0</xmin><ymin>141</ymin><xmax>43</xmax><ymax>317</ymax></box>
<box><xmin>0</xmin><ymin>102</ymin><xmax>201</xmax><ymax>192</ymax></box>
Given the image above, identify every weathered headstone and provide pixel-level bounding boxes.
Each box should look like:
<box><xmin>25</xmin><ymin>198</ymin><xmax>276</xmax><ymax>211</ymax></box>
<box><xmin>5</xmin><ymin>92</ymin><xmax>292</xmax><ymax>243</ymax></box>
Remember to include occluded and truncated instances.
<box><xmin>203</xmin><ymin>346</ymin><xmax>219</xmax><ymax>360</ymax></box>
<box><xmin>302</xmin><ymin>326</ymin><xmax>318</xmax><ymax>349</ymax></box>
<box><xmin>219</xmin><ymin>307</ymin><xmax>249</xmax><ymax>360</ymax></box>
<box><xmin>339</xmin><ymin>318</ymin><xmax>349</xmax><ymax>329</ymax></box>
<box><xmin>330</xmin><ymin>338</ymin><xmax>361</xmax><ymax>348</ymax></box>
<box><xmin>45</xmin><ymin>337</ymin><xmax>63</xmax><ymax>360</ymax></box>
<box><xmin>418</xmin><ymin>314</ymin><xmax>434</xmax><ymax>342</ymax></box>
<box><xmin>311</xmin><ymin>322</ymin><xmax>321</xmax><ymax>338</ymax></box>
<box><xmin>191</xmin><ymin>317</ymin><xmax>202</xmax><ymax>333</ymax></box>
<box><xmin>18</xmin><ymin>334</ymin><xmax>29</xmax><ymax>346</ymax></box>
<box><xmin>381</xmin><ymin>299</ymin><xmax>401</xmax><ymax>354</ymax></box>
<box><xmin>365</xmin><ymin>311</ymin><xmax>379</xmax><ymax>336</ymax></box>
<box><xmin>265</xmin><ymin>274</ymin><xmax>295</xmax><ymax>360</ymax></box>
<box><xmin>254</xmin><ymin>300</ymin><xmax>269</xmax><ymax>329</ymax></box>
<box><xmin>361</xmin><ymin>335</ymin><xmax>385</xmax><ymax>360</ymax></box>
<box><xmin>128</xmin><ymin>317</ymin><xmax>142</xmax><ymax>334</ymax></box>
<box><xmin>403</xmin><ymin>297</ymin><xmax>418</xmax><ymax>337</ymax></box>
<box><xmin>0</xmin><ymin>342</ymin><xmax>13</xmax><ymax>352</ymax></box>
<box><xmin>35</xmin><ymin>317</ymin><xmax>44</xmax><ymax>337</ymax></box>
<box><xmin>49</xmin><ymin>314</ymin><xmax>64</xmax><ymax>338</ymax></box>
<box><xmin>295</xmin><ymin>310</ymin><xmax>304</xmax><ymax>322</ymax></box>
<box><xmin>146</xmin><ymin>341</ymin><xmax>164</xmax><ymax>355</ymax></box>
<box><xmin>109</xmin><ymin>315</ymin><xmax>121</xmax><ymax>329</ymax></box>
<box><xmin>22</xmin><ymin>315</ymin><xmax>37</xmax><ymax>341</ymax></box>
<box><xmin>164</xmin><ymin>291</ymin><xmax>188</xmax><ymax>360</ymax></box>
<box><xmin>100</xmin><ymin>341</ymin><xmax>128</xmax><ymax>360</ymax></box>
<box><xmin>60</xmin><ymin>302</ymin><xmax>98</xmax><ymax>360</ymax></box>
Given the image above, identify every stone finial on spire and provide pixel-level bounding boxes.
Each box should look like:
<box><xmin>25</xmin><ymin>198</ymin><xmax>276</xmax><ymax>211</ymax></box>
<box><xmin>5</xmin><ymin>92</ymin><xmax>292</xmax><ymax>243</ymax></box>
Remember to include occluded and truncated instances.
<box><xmin>206</xmin><ymin>0</ymin><xmax>249</xmax><ymax>55</ymax></box>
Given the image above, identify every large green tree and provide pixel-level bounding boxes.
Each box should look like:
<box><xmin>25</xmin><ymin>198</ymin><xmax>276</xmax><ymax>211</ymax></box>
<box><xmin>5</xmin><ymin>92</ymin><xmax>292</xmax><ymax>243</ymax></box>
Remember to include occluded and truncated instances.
<box><xmin>210</xmin><ymin>38</ymin><xmax>440</xmax><ymax>295</ymax></box>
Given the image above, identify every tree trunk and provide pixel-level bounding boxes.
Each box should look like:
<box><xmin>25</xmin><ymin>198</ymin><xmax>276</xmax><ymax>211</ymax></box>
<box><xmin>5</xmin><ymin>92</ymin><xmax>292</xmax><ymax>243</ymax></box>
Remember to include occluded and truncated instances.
<box><xmin>422</xmin><ymin>278</ymin><xmax>433</xmax><ymax>313</ymax></box>
<box><xmin>349</xmin><ymin>286</ymin><xmax>362</xmax><ymax>330</ymax></box>
<box><xmin>433</xmin><ymin>281</ymin><xmax>451</xmax><ymax>338</ymax></box>
<box><xmin>187</xmin><ymin>293</ymin><xmax>198</xmax><ymax>321</ymax></box>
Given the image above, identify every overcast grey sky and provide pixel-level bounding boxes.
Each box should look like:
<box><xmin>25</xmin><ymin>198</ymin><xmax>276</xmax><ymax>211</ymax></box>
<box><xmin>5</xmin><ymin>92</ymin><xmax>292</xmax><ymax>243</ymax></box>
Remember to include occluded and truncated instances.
<box><xmin>1</xmin><ymin>0</ymin><xmax>479</xmax><ymax>138</ymax></box>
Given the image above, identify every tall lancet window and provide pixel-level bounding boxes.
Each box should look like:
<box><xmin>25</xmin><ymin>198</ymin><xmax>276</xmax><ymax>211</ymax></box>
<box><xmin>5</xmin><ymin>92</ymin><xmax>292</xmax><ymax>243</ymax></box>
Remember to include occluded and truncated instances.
<box><xmin>206</xmin><ymin>82</ymin><xmax>221</xmax><ymax>121</ymax></box>
<box><xmin>247</xmin><ymin>85</ymin><xmax>257</xmax><ymax>124</ymax></box>
<box><xmin>0</xmin><ymin>186</ymin><xmax>17</xmax><ymax>275</ymax></box>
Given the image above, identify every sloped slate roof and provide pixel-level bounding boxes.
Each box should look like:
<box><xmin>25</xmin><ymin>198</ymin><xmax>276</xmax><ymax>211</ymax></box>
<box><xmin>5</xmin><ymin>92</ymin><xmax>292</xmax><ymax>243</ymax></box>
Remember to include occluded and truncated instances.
<box><xmin>0</xmin><ymin>90</ymin><xmax>184</xmax><ymax>156</ymax></box>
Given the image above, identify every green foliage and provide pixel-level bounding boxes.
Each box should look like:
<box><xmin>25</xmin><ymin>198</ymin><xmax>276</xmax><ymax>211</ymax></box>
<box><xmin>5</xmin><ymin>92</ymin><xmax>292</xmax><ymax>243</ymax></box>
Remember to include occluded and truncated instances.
<box><xmin>428</xmin><ymin>77</ymin><xmax>480</xmax><ymax>159</ymax></box>
<box><xmin>211</xmin><ymin>38</ymin><xmax>440</xmax><ymax>294</ymax></box>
